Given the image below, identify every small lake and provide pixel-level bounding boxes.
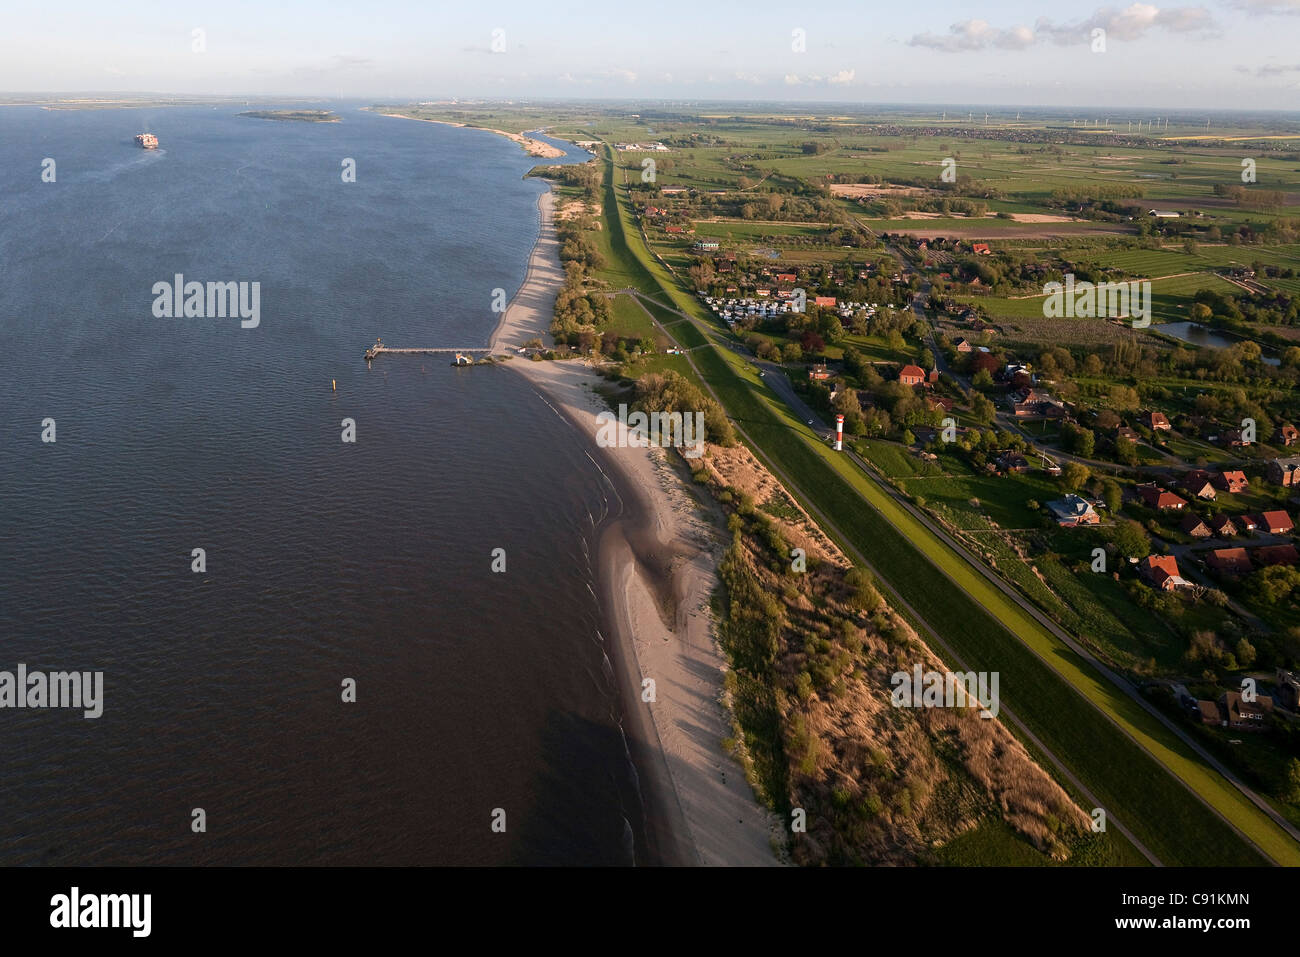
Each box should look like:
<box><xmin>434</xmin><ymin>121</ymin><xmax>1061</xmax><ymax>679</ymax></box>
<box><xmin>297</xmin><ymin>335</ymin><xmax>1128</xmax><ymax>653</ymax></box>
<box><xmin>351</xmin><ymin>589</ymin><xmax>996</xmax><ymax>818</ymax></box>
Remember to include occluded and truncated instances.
<box><xmin>1157</xmin><ymin>321</ymin><xmax>1281</xmax><ymax>366</ymax></box>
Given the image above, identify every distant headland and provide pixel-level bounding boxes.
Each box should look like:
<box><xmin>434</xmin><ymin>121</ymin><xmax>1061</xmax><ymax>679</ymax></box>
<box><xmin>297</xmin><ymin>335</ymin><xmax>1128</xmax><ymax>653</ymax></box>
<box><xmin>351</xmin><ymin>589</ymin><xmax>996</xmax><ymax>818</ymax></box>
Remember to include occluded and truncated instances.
<box><xmin>238</xmin><ymin>110</ymin><xmax>339</xmax><ymax>123</ymax></box>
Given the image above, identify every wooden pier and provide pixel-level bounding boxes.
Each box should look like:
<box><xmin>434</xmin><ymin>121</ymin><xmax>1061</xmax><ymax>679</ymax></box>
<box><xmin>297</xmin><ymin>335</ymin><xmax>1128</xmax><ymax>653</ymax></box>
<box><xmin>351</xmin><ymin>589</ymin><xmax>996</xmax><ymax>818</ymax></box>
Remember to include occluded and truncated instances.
<box><xmin>364</xmin><ymin>339</ymin><xmax>494</xmax><ymax>363</ymax></box>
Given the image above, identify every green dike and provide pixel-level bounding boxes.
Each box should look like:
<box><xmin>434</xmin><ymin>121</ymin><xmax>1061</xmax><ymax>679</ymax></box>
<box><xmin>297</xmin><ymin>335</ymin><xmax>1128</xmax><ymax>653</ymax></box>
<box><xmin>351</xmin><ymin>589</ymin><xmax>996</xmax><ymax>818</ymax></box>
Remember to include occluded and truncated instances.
<box><xmin>699</xmin><ymin>340</ymin><xmax>1277</xmax><ymax>866</ymax></box>
<box><xmin>594</xmin><ymin>150</ymin><xmax>1296</xmax><ymax>866</ymax></box>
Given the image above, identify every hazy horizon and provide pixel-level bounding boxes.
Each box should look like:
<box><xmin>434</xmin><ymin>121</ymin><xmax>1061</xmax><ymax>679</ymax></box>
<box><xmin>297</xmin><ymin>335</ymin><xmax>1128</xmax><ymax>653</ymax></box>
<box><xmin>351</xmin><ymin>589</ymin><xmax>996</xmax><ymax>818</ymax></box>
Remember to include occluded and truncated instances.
<box><xmin>4</xmin><ymin>0</ymin><xmax>1300</xmax><ymax>110</ymax></box>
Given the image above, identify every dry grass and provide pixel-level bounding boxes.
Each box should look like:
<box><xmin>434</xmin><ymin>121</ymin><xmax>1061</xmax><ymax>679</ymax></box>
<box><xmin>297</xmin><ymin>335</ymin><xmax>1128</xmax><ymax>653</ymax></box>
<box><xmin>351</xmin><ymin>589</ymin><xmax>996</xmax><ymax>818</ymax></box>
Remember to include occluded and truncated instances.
<box><xmin>698</xmin><ymin>444</ymin><xmax>1090</xmax><ymax>865</ymax></box>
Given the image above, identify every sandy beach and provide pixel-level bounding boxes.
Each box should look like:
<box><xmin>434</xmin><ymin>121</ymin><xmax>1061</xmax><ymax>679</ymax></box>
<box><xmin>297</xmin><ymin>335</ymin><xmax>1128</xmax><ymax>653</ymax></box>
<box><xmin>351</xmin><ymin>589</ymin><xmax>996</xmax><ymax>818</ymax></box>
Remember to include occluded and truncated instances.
<box><xmin>371</xmin><ymin>110</ymin><xmax>566</xmax><ymax>158</ymax></box>
<box><xmin>492</xmin><ymin>189</ymin><xmax>781</xmax><ymax>866</ymax></box>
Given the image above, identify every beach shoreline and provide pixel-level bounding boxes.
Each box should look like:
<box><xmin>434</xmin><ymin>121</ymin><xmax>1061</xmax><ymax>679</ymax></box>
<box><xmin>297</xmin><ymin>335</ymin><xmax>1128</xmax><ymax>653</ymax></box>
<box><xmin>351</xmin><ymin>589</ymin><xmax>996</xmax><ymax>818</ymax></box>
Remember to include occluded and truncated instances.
<box><xmin>368</xmin><ymin>109</ymin><xmax>566</xmax><ymax>158</ymax></box>
<box><xmin>492</xmin><ymin>185</ymin><xmax>781</xmax><ymax>866</ymax></box>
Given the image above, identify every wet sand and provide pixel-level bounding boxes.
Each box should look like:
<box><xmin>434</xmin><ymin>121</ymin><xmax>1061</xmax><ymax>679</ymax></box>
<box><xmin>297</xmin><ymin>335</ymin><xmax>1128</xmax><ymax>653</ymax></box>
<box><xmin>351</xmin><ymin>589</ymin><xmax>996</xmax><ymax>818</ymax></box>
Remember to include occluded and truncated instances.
<box><xmin>492</xmin><ymin>187</ymin><xmax>781</xmax><ymax>866</ymax></box>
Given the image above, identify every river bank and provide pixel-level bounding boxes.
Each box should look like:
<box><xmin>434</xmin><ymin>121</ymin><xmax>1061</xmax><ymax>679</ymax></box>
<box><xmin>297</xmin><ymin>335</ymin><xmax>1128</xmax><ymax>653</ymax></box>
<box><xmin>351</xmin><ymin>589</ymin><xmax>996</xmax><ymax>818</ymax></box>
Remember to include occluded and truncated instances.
<box><xmin>492</xmin><ymin>187</ymin><xmax>781</xmax><ymax>866</ymax></box>
<box><xmin>369</xmin><ymin>109</ymin><xmax>566</xmax><ymax>158</ymax></box>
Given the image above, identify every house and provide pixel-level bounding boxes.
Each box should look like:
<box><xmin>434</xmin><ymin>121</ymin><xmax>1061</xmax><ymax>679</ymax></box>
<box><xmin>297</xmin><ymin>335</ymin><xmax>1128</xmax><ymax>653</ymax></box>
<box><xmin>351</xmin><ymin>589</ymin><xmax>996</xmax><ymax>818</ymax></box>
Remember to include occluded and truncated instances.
<box><xmin>954</xmin><ymin>338</ymin><xmax>973</xmax><ymax>353</ymax></box>
<box><xmin>1047</xmin><ymin>494</ymin><xmax>1100</xmax><ymax>527</ymax></box>
<box><xmin>1137</xmin><ymin>484</ymin><xmax>1187</xmax><ymax>511</ymax></box>
<box><xmin>1218</xmin><ymin>427</ymin><xmax>1249</xmax><ymax>448</ymax></box>
<box><xmin>775</xmin><ymin>273</ymin><xmax>797</xmax><ymax>284</ymax></box>
<box><xmin>1193</xmin><ymin>699</ymin><xmax>1224</xmax><ymax>726</ymax></box>
<box><xmin>665</xmin><ymin>224</ymin><xmax>684</xmax><ymax>234</ymax></box>
<box><xmin>1179</xmin><ymin>470</ymin><xmax>1217</xmax><ymax>500</ymax></box>
<box><xmin>1148</xmin><ymin>209</ymin><xmax>1181</xmax><ymax>218</ymax></box>
<box><xmin>1139</xmin><ymin>554</ymin><xmax>1189</xmax><ymax>590</ymax></box>
<box><xmin>808</xmin><ymin>363</ymin><xmax>831</xmax><ymax>381</ymax></box>
<box><xmin>1116</xmin><ymin>426</ymin><xmax>1140</xmax><ymax>443</ymax></box>
<box><xmin>997</xmin><ymin>452</ymin><xmax>1031</xmax><ymax>473</ymax></box>
<box><xmin>1143</xmin><ymin>411</ymin><xmax>1172</xmax><ymax>432</ymax></box>
<box><xmin>926</xmin><ymin>395</ymin><xmax>955</xmax><ymax>413</ymax></box>
<box><xmin>1207</xmin><ymin>547</ymin><xmax>1252</xmax><ymax>578</ymax></box>
<box><xmin>1013</xmin><ymin>389</ymin><xmax>1067</xmax><ymax>419</ymax></box>
<box><xmin>692</xmin><ymin>239</ymin><xmax>719</xmax><ymax>251</ymax></box>
<box><xmin>1239</xmin><ymin>514</ymin><xmax>1262</xmax><ymax>534</ymax></box>
<box><xmin>1208</xmin><ymin>514</ymin><xmax>1238</xmax><ymax>537</ymax></box>
<box><xmin>1255</xmin><ymin>544</ymin><xmax>1300</xmax><ymax>566</ymax></box>
<box><xmin>813</xmin><ymin>296</ymin><xmax>837</xmax><ymax>308</ymax></box>
<box><xmin>1220</xmin><ymin>691</ymin><xmax>1273</xmax><ymax>731</ymax></box>
<box><xmin>1267</xmin><ymin>456</ymin><xmax>1300</xmax><ymax>487</ymax></box>
<box><xmin>899</xmin><ymin>364</ymin><xmax>928</xmax><ymax>387</ymax></box>
<box><xmin>1277</xmin><ymin>670</ymin><xmax>1300</xmax><ymax>711</ymax></box>
<box><xmin>1213</xmin><ymin>470</ymin><xmax>1249</xmax><ymax>494</ymax></box>
<box><xmin>971</xmin><ymin>242</ymin><xmax>991</xmax><ymax>255</ymax></box>
<box><xmin>1276</xmin><ymin>423</ymin><xmax>1300</xmax><ymax>447</ymax></box>
<box><xmin>1259</xmin><ymin>510</ymin><xmax>1294</xmax><ymax>534</ymax></box>
<box><xmin>1179</xmin><ymin>514</ymin><xmax>1211</xmax><ymax>538</ymax></box>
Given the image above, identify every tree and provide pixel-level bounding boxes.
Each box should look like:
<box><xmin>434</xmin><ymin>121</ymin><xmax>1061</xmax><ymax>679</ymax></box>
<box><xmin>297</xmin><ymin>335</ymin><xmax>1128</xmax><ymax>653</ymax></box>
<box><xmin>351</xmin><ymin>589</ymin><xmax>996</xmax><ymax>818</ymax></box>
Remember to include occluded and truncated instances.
<box><xmin>972</xmin><ymin>368</ymin><xmax>994</xmax><ymax>390</ymax></box>
<box><xmin>1115</xmin><ymin>436</ymin><xmax>1138</xmax><ymax>466</ymax></box>
<box><xmin>1112</xmin><ymin>519</ymin><xmax>1151</xmax><ymax>561</ymax></box>
<box><xmin>1063</xmin><ymin>423</ymin><xmax>1096</xmax><ymax>458</ymax></box>
<box><xmin>1102</xmin><ymin>480</ymin><xmax>1122</xmax><ymax>513</ymax></box>
<box><xmin>1062</xmin><ymin>462</ymin><xmax>1091</xmax><ymax>492</ymax></box>
<box><xmin>782</xmin><ymin>342</ymin><xmax>803</xmax><ymax>363</ymax></box>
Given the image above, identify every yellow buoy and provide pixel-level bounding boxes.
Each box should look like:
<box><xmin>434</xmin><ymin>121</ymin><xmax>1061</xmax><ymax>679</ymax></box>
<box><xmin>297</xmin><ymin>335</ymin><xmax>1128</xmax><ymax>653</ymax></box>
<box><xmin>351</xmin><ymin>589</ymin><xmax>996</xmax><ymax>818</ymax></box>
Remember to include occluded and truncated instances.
<box><xmin>331</xmin><ymin>379</ymin><xmax>337</xmax><ymax>392</ymax></box>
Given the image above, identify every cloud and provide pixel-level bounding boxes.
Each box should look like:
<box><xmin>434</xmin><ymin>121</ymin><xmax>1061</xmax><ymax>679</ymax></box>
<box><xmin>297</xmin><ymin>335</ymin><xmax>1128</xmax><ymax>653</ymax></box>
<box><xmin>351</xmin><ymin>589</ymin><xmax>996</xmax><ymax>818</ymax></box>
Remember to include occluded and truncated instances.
<box><xmin>1238</xmin><ymin>62</ymin><xmax>1300</xmax><ymax>75</ymax></box>
<box><xmin>784</xmin><ymin>70</ymin><xmax>857</xmax><ymax>86</ymax></box>
<box><xmin>909</xmin><ymin>4</ymin><xmax>1215</xmax><ymax>52</ymax></box>
<box><xmin>909</xmin><ymin>19</ymin><xmax>1036</xmax><ymax>51</ymax></box>
<box><xmin>1036</xmin><ymin>4</ymin><xmax>1215</xmax><ymax>43</ymax></box>
<box><xmin>1224</xmin><ymin>0</ymin><xmax>1300</xmax><ymax>12</ymax></box>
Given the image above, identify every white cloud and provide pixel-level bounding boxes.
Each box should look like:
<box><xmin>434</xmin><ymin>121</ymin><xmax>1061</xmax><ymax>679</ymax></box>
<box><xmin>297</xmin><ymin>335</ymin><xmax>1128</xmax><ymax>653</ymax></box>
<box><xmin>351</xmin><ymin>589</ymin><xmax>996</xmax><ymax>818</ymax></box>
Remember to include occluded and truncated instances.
<box><xmin>909</xmin><ymin>5</ymin><xmax>1215</xmax><ymax>52</ymax></box>
<box><xmin>1225</xmin><ymin>0</ymin><xmax>1300</xmax><ymax>13</ymax></box>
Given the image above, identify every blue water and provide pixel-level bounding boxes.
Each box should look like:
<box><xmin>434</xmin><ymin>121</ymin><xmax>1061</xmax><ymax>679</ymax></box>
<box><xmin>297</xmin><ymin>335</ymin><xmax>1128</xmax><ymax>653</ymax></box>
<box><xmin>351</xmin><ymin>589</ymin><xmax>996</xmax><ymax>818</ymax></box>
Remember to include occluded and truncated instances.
<box><xmin>0</xmin><ymin>103</ymin><xmax>648</xmax><ymax>865</ymax></box>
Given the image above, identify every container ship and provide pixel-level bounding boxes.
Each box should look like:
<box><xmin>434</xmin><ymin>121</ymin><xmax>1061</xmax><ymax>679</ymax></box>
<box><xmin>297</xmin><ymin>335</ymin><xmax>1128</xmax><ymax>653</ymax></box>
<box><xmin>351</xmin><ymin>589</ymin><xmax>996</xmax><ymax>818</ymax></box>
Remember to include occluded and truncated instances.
<box><xmin>134</xmin><ymin>133</ymin><xmax>158</xmax><ymax>149</ymax></box>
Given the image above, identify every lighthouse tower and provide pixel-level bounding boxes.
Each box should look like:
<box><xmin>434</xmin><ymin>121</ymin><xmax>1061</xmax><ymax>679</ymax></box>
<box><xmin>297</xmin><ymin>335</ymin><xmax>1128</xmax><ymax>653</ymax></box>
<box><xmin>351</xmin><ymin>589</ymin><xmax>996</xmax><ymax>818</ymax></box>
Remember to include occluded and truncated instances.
<box><xmin>835</xmin><ymin>414</ymin><xmax>844</xmax><ymax>451</ymax></box>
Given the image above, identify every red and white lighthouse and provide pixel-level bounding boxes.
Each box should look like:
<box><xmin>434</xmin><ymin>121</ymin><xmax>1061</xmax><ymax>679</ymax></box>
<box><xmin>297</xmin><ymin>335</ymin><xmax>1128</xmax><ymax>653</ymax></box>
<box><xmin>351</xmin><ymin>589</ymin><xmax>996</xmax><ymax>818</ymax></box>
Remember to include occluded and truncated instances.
<box><xmin>834</xmin><ymin>414</ymin><xmax>844</xmax><ymax>451</ymax></box>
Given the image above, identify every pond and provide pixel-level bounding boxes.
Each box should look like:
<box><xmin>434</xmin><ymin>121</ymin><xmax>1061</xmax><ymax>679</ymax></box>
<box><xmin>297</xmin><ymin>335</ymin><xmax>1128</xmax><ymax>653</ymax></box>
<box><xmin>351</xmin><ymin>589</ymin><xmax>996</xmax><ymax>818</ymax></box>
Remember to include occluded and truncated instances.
<box><xmin>1157</xmin><ymin>321</ymin><xmax>1280</xmax><ymax>366</ymax></box>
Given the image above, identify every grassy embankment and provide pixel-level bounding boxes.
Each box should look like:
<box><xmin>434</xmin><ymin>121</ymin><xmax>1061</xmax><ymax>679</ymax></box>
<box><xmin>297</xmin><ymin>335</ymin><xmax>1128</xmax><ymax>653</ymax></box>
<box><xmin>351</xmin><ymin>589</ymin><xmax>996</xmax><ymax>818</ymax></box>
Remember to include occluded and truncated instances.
<box><xmin>595</xmin><ymin>144</ymin><xmax>1298</xmax><ymax>867</ymax></box>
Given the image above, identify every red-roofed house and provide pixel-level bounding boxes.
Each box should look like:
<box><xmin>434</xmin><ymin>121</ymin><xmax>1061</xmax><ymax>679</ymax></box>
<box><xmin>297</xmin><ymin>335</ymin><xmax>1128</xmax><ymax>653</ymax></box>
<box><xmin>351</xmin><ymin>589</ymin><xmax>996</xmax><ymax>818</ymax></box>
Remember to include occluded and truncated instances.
<box><xmin>1180</xmin><ymin>470</ymin><xmax>1217</xmax><ymax>500</ymax></box>
<box><xmin>814</xmin><ymin>296</ymin><xmax>837</xmax><ymax>308</ymax></box>
<box><xmin>1276</xmin><ymin>423</ymin><xmax>1299</xmax><ymax>447</ymax></box>
<box><xmin>1256</xmin><ymin>544</ymin><xmax>1300</xmax><ymax>566</ymax></box>
<box><xmin>1208</xmin><ymin>514</ymin><xmax>1238</xmax><ymax>538</ymax></box>
<box><xmin>1143</xmin><ymin>411</ymin><xmax>1171</xmax><ymax>432</ymax></box>
<box><xmin>1213</xmin><ymin>471</ymin><xmax>1249</xmax><ymax>494</ymax></box>
<box><xmin>1207</xmin><ymin>547</ymin><xmax>1252</xmax><ymax>578</ymax></box>
<box><xmin>899</xmin><ymin>364</ymin><xmax>927</xmax><ymax>387</ymax></box>
<box><xmin>971</xmin><ymin>243</ymin><xmax>991</xmax><ymax>255</ymax></box>
<box><xmin>1179</xmin><ymin>514</ymin><xmax>1211</xmax><ymax>538</ymax></box>
<box><xmin>1139</xmin><ymin>555</ymin><xmax>1189</xmax><ymax>591</ymax></box>
<box><xmin>1260</xmin><ymin>510</ymin><xmax>1295</xmax><ymax>535</ymax></box>
<box><xmin>1137</xmin><ymin>484</ymin><xmax>1187</xmax><ymax>511</ymax></box>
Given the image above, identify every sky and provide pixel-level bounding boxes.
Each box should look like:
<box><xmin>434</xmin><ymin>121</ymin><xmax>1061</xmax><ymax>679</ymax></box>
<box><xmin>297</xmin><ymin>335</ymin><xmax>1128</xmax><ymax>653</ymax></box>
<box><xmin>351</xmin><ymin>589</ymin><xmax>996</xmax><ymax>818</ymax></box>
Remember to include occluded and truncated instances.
<box><xmin>3</xmin><ymin>0</ymin><xmax>1300</xmax><ymax>109</ymax></box>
